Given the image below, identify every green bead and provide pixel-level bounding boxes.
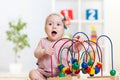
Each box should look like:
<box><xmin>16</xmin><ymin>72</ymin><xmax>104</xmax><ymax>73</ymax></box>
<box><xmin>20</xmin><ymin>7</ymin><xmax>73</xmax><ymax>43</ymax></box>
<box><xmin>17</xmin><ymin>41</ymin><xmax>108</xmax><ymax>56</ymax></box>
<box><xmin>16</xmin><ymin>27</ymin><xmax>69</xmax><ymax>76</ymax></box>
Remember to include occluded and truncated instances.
<box><xmin>59</xmin><ymin>72</ymin><xmax>65</xmax><ymax>77</ymax></box>
<box><xmin>110</xmin><ymin>69</ymin><xmax>116</xmax><ymax>76</ymax></box>
<box><xmin>88</xmin><ymin>60</ymin><xmax>93</xmax><ymax>66</ymax></box>
<box><xmin>72</xmin><ymin>62</ymin><xmax>80</xmax><ymax>70</ymax></box>
<box><xmin>82</xmin><ymin>69</ymin><xmax>86</xmax><ymax>74</ymax></box>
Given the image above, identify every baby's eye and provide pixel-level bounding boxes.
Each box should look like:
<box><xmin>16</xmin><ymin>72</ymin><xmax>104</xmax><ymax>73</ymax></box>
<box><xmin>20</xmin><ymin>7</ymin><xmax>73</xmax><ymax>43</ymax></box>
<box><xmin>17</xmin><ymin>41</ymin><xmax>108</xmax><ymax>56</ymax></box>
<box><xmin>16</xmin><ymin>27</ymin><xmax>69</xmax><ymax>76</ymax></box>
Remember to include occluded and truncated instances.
<box><xmin>57</xmin><ymin>23</ymin><xmax>61</xmax><ymax>26</ymax></box>
<box><xmin>48</xmin><ymin>23</ymin><xmax>52</xmax><ymax>26</ymax></box>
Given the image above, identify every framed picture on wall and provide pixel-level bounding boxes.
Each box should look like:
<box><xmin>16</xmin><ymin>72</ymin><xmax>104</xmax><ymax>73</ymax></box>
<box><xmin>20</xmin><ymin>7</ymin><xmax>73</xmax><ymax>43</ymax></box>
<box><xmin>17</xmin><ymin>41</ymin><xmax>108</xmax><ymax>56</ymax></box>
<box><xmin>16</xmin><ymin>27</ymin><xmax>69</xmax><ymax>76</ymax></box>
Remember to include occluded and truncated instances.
<box><xmin>86</xmin><ymin>9</ymin><xmax>98</xmax><ymax>20</ymax></box>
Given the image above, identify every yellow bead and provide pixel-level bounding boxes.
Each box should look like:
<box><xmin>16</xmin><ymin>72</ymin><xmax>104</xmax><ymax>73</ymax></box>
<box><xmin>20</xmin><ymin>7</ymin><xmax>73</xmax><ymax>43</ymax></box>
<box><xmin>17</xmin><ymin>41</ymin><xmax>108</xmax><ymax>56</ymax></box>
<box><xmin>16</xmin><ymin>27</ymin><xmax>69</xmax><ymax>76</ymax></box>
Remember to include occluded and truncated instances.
<box><xmin>90</xmin><ymin>68</ymin><xmax>95</xmax><ymax>75</ymax></box>
<box><xmin>69</xmin><ymin>64</ymin><xmax>72</xmax><ymax>71</ymax></box>
<box><xmin>62</xmin><ymin>67</ymin><xmax>67</xmax><ymax>73</ymax></box>
<box><xmin>77</xmin><ymin>59</ymin><xmax>81</xmax><ymax>64</ymax></box>
<box><xmin>70</xmin><ymin>66</ymin><xmax>72</xmax><ymax>71</ymax></box>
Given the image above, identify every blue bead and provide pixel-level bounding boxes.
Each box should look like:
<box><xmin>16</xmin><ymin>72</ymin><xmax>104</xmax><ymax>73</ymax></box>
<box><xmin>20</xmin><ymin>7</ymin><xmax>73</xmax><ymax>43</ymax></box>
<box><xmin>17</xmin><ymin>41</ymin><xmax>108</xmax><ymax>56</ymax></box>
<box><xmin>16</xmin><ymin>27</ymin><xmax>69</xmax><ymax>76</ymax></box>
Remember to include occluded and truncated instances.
<box><xmin>81</xmin><ymin>62</ymin><xmax>88</xmax><ymax>68</ymax></box>
<box><xmin>72</xmin><ymin>59</ymin><xmax>77</xmax><ymax>64</ymax></box>
<box><xmin>58</xmin><ymin>64</ymin><xmax>64</xmax><ymax>71</ymax></box>
<box><xmin>95</xmin><ymin>66</ymin><xmax>100</xmax><ymax>74</ymax></box>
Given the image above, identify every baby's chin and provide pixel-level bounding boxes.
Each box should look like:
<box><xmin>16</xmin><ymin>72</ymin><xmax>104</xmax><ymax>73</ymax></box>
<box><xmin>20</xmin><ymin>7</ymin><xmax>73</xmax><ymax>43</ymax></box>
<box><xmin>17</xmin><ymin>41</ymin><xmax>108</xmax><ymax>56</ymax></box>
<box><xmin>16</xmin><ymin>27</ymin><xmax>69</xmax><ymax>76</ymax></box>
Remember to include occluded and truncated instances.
<box><xmin>52</xmin><ymin>37</ymin><xmax>60</xmax><ymax>41</ymax></box>
<box><xmin>49</xmin><ymin>36</ymin><xmax>62</xmax><ymax>42</ymax></box>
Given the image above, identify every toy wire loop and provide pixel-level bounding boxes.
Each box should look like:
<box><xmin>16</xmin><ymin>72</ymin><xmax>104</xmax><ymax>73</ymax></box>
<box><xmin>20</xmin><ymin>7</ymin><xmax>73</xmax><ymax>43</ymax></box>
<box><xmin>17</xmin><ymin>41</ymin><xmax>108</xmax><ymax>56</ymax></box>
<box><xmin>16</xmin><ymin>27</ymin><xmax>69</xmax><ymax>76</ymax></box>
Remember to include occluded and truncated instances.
<box><xmin>96</xmin><ymin>35</ymin><xmax>116</xmax><ymax>76</ymax></box>
<box><xmin>72</xmin><ymin>32</ymin><xmax>90</xmax><ymax>59</ymax></box>
<box><xmin>50</xmin><ymin>32</ymin><xmax>116</xmax><ymax>77</ymax></box>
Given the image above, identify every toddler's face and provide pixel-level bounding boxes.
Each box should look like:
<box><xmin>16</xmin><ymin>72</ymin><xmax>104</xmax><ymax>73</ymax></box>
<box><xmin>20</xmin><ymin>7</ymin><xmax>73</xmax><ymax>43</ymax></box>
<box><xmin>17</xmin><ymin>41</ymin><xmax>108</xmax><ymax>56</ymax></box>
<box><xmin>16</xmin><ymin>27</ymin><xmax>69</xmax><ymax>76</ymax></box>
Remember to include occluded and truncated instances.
<box><xmin>45</xmin><ymin>14</ymin><xmax>64</xmax><ymax>41</ymax></box>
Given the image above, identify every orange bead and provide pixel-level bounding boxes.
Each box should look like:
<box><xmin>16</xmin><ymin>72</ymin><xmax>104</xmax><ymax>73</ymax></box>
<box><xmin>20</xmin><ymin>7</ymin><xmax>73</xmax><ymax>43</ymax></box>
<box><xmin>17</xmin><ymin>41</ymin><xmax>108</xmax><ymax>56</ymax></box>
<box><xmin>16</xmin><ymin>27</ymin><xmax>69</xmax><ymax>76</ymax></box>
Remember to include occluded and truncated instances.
<box><xmin>96</xmin><ymin>62</ymin><xmax>102</xmax><ymax>69</ymax></box>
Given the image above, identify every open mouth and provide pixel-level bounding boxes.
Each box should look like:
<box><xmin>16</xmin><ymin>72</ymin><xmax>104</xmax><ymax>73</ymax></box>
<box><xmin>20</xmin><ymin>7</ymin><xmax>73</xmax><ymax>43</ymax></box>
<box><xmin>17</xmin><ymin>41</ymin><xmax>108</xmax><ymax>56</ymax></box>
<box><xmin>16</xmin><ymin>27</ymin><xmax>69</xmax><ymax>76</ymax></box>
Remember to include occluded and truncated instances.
<box><xmin>51</xmin><ymin>31</ymin><xmax>57</xmax><ymax>36</ymax></box>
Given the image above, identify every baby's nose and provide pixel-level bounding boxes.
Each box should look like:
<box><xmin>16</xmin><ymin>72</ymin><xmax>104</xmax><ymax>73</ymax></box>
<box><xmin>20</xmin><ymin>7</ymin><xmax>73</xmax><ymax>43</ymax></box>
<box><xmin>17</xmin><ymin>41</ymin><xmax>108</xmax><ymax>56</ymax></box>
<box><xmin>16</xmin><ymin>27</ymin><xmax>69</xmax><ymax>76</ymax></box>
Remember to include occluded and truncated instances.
<box><xmin>53</xmin><ymin>25</ymin><xmax>57</xmax><ymax>28</ymax></box>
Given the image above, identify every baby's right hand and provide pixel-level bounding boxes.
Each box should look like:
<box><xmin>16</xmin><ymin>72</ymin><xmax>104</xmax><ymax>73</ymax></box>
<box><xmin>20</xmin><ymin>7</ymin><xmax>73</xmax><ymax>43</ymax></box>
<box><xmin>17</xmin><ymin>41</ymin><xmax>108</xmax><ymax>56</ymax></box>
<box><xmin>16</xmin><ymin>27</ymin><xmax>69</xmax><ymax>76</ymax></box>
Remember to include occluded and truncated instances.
<box><xmin>44</xmin><ymin>47</ymin><xmax>54</xmax><ymax>56</ymax></box>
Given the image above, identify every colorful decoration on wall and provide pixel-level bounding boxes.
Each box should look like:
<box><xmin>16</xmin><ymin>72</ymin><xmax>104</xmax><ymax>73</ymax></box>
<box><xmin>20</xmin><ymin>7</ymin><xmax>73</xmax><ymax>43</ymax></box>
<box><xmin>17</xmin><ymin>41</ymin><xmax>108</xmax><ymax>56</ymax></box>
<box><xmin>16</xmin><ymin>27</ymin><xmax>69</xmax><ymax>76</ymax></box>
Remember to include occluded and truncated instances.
<box><xmin>61</xmin><ymin>9</ymin><xmax>73</xmax><ymax>20</ymax></box>
<box><xmin>86</xmin><ymin>9</ymin><xmax>98</xmax><ymax>20</ymax></box>
<box><xmin>62</xmin><ymin>16</ymin><xmax>71</xmax><ymax>29</ymax></box>
<box><xmin>61</xmin><ymin>9</ymin><xmax>73</xmax><ymax>29</ymax></box>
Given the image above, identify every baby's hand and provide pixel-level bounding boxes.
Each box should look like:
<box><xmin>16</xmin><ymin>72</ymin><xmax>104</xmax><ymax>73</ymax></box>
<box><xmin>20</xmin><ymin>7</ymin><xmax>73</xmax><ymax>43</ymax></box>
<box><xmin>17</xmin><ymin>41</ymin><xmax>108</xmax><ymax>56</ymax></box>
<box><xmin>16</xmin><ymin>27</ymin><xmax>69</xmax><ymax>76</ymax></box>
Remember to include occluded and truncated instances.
<box><xmin>74</xmin><ymin>36</ymin><xmax>83</xmax><ymax>45</ymax></box>
<box><xmin>74</xmin><ymin>36</ymin><xmax>83</xmax><ymax>42</ymax></box>
<box><xmin>74</xmin><ymin>36</ymin><xmax>83</xmax><ymax>52</ymax></box>
<box><xmin>44</xmin><ymin>47</ymin><xmax>54</xmax><ymax>56</ymax></box>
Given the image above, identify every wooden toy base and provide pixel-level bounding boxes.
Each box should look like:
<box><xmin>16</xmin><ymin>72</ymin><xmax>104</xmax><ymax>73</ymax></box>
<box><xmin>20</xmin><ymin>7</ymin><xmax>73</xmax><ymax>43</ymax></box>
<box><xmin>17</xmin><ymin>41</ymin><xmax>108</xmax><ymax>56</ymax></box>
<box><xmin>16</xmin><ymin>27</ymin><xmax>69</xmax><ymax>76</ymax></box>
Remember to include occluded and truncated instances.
<box><xmin>88</xmin><ymin>76</ymin><xmax>119</xmax><ymax>80</ymax></box>
<box><xmin>47</xmin><ymin>76</ymin><xmax>119</xmax><ymax>80</ymax></box>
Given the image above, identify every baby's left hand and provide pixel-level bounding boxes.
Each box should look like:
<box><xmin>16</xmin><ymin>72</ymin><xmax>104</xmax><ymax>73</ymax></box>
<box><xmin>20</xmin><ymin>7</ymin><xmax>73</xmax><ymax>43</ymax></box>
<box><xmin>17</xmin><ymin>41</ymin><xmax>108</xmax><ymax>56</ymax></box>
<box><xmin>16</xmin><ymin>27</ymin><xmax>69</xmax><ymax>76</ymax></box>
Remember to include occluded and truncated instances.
<box><xmin>44</xmin><ymin>47</ymin><xmax>55</xmax><ymax>56</ymax></box>
<box><xmin>74</xmin><ymin>36</ymin><xmax>83</xmax><ymax>49</ymax></box>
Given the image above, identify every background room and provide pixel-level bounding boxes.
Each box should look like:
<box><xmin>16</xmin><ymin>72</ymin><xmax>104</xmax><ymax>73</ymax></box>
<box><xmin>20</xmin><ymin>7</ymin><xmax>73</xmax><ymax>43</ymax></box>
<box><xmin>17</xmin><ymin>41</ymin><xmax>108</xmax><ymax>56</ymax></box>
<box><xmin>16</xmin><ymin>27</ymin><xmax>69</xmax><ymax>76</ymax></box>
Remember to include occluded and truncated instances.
<box><xmin>0</xmin><ymin>0</ymin><xmax>120</xmax><ymax>79</ymax></box>
<box><xmin>0</xmin><ymin>0</ymin><xmax>50</xmax><ymax>74</ymax></box>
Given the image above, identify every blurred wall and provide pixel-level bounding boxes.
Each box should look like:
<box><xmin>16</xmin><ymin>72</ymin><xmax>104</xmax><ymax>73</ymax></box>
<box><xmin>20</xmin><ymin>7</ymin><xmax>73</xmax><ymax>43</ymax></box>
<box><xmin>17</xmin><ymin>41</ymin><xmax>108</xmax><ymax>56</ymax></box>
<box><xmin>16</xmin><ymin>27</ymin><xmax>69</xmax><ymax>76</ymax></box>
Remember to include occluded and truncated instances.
<box><xmin>104</xmin><ymin>0</ymin><xmax>120</xmax><ymax>73</ymax></box>
<box><xmin>0</xmin><ymin>0</ymin><xmax>51</xmax><ymax>73</ymax></box>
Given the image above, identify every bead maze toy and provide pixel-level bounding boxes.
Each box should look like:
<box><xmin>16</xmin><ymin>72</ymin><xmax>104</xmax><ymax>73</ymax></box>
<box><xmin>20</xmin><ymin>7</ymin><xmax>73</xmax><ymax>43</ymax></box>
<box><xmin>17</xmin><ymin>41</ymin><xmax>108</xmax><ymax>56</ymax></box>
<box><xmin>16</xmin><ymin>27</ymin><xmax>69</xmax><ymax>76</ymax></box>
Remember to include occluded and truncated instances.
<box><xmin>47</xmin><ymin>31</ymin><xmax>117</xmax><ymax>80</ymax></box>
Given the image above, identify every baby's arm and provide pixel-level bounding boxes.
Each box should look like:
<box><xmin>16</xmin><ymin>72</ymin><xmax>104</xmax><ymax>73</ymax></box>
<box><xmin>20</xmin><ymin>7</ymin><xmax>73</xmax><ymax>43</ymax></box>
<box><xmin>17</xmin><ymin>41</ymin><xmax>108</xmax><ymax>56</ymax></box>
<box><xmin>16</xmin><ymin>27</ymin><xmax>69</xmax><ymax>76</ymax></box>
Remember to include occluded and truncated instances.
<box><xmin>34</xmin><ymin>40</ymin><xmax>54</xmax><ymax>59</ymax></box>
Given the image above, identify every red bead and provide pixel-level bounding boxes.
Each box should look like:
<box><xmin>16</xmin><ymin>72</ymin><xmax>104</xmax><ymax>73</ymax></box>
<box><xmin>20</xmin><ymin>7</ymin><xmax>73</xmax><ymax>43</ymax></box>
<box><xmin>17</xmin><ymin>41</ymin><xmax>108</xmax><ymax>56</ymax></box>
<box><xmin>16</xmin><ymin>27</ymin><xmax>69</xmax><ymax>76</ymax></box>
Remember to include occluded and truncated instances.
<box><xmin>96</xmin><ymin>62</ymin><xmax>102</xmax><ymax>69</ymax></box>
<box><xmin>85</xmin><ymin>66</ymin><xmax>91</xmax><ymax>73</ymax></box>
<box><xmin>65</xmin><ymin>68</ymin><xmax>72</xmax><ymax>74</ymax></box>
<box><xmin>74</xmin><ymin>69</ymin><xmax>80</xmax><ymax>74</ymax></box>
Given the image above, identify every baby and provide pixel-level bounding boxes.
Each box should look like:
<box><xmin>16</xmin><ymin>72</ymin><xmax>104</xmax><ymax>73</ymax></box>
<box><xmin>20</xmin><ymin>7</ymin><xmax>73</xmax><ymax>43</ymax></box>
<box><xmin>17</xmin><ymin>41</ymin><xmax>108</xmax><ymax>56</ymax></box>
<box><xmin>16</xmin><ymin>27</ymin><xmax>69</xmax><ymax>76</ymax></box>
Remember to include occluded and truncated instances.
<box><xmin>29</xmin><ymin>13</ymin><xmax>81</xmax><ymax>80</ymax></box>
